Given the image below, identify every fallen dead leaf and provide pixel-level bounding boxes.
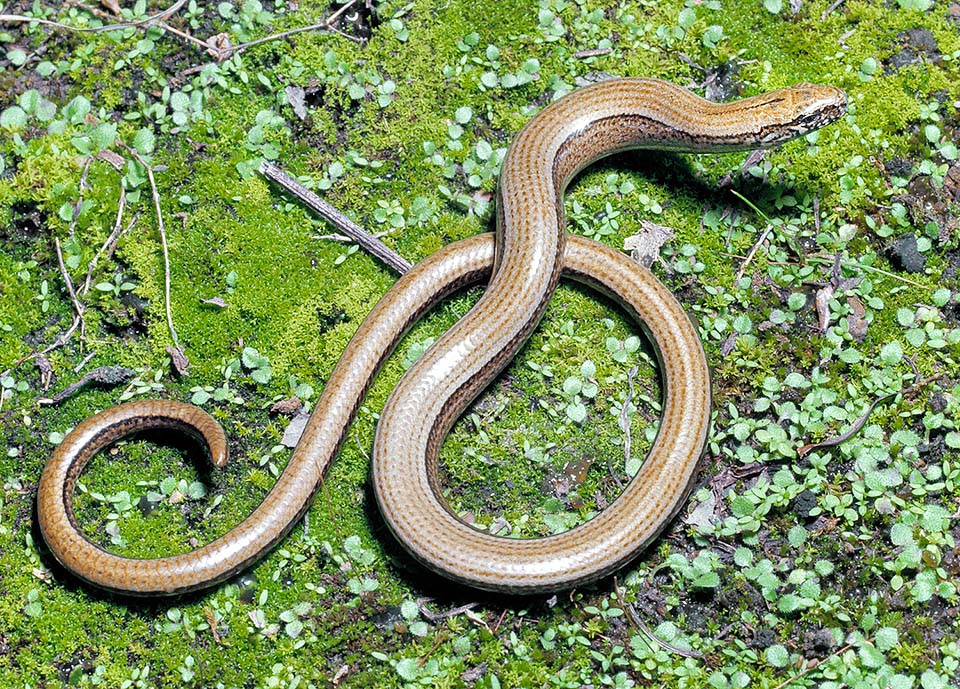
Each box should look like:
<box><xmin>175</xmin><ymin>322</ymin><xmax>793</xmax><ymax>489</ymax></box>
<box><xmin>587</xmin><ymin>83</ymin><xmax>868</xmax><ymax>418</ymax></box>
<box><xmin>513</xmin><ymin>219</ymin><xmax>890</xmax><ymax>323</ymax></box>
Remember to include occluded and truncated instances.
<box><xmin>846</xmin><ymin>295</ymin><xmax>868</xmax><ymax>341</ymax></box>
<box><xmin>623</xmin><ymin>220</ymin><xmax>674</xmax><ymax>268</ymax></box>
<box><xmin>167</xmin><ymin>344</ymin><xmax>190</xmax><ymax>376</ymax></box>
<box><xmin>815</xmin><ymin>285</ymin><xmax>833</xmax><ymax>332</ymax></box>
<box><xmin>97</xmin><ymin>149</ymin><xmax>126</xmax><ymax>170</ymax></box>
<box><xmin>271</xmin><ymin>395</ymin><xmax>303</xmax><ymax>416</ymax></box>
<box><xmin>206</xmin><ymin>33</ymin><xmax>233</xmax><ymax>61</ymax></box>
<box><xmin>286</xmin><ymin>84</ymin><xmax>307</xmax><ymax>120</ymax></box>
<box><xmin>281</xmin><ymin>410</ymin><xmax>310</xmax><ymax>447</ymax></box>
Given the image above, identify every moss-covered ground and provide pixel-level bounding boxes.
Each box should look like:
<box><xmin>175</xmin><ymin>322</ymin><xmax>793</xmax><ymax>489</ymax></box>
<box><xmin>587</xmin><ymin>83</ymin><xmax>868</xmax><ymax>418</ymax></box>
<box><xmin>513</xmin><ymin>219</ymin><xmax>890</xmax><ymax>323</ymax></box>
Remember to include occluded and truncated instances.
<box><xmin>2</xmin><ymin>0</ymin><xmax>960</xmax><ymax>686</ymax></box>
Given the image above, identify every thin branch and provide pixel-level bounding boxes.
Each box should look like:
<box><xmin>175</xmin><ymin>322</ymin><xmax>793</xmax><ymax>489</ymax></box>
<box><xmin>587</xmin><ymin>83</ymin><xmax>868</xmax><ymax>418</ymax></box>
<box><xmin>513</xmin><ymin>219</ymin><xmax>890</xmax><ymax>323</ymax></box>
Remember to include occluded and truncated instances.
<box><xmin>68</xmin><ymin>0</ymin><xmax>210</xmax><ymax>51</ymax></box>
<box><xmin>165</xmin><ymin>0</ymin><xmax>361</xmax><ymax>64</ymax></box>
<box><xmin>66</xmin><ymin>156</ymin><xmax>94</xmax><ymax>239</ymax></box>
<box><xmin>614</xmin><ymin>579</ymin><xmax>703</xmax><ymax>659</ymax></box>
<box><xmin>39</xmin><ymin>365</ymin><xmax>137</xmax><ymax>405</ymax></box>
<box><xmin>2</xmin><ymin>314</ymin><xmax>82</xmax><ymax>379</ymax></box>
<box><xmin>72</xmin><ymin>350</ymin><xmax>97</xmax><ymax>374</ymax></box>
<box><xmin>416</xmin><ymin>598</ymin><xmax>479</xmax><ymax>623</ymax></box>
<box><xmin>1</xmin><ymin>0</ymin><xmax>187</xmax><ymax>32</ymax></box>
<box><xmin>322</xmin><ymin>22</ymin><xmax>363</xmax><ymax>44</ymax></box>
<box><xmin>731</xmin><ymin>189</ymin><xmax>932</xmax><ymax>290</ymax></box>
<box><xmin>820</xmin><ymin>0</ymin><xmax>846</xmax><ymax>22</ymax></box>
<box><xmin>0</xmin><ymin>163</ymin><xmax>130</xmax><ymax>377</ymax></box>
<box><xmin>54</xmin><ymin>237</ymin><xmax>87</xmax><ymax>340</ymax></box>
<box><xmin>613</xmin><ymin>366</ymin><xmax>638</xmax><ymax>492</ymax></box>
<box><xmin>770</xmin><ymin>639</ymin><xmax>861</xmax><ymax>689</ymax></box>
<box><xmin>735</xmin><ymin>223</ymin><xmax>773</xmax><ymax>283</ymax></box>
<box><xmin>259</xmin><ymin>161</ymin><xmax>413</xmax><ymax>275</ymax></box>
<box><xmin>797</xmin><ymin>373</ymin><xmax>946</xmax><ymax>458</ymax></box>
<box><xmin>83</xmin><ymin>188</ymin><xmax>134</xmax><ymax>294</ymax></box>
<box><xmin>228</xmin><ymin>19</ymin><xmax>355</xmax><ymax>55</ymax></box>
<box><xmin>153</xmin><ymin>19</ymin><xmax>210</xmax><ymax>52</ymax></box>
<box><xmin>573</xmin><ymin>47</ymin><xmax>612</xmax><ymax>59</ymax></box>
<box><xmin>323</xmin><ymin>0</ymin><xmax>359</xmax><ymax>28</ymax></box>
<box><xmin>418</xmin><ymin>630</ymin><xmax>447</xmax><ymax>668</ymax></box>
<box><xmin>828</xmin><ymin>258</ymin><xmax>930</xmax><ymax>290</ymax></box>
<box><xmin>119</xmin><ymin>143</ymin><xmax>180</xmax><ymax>350</ymax></box>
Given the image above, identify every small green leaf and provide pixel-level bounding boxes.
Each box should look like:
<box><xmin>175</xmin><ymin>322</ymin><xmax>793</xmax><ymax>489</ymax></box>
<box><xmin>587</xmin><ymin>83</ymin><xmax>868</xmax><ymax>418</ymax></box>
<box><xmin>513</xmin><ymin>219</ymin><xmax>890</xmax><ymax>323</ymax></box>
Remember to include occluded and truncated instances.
<box><xmin>19</xmin><ymin>89</ymin><xmax>40</xmax><ymax>114</ymax></box>
<box><xmin>677</xmin><ymin>7</ymin><xmax>696</xmax><ymax>29</ymax></box>
<box><xmin>58</xmin><ymin>202</ymin><xmax>75</xmax><ymax>223</ymax></box>
<box><xmin>778</xmin><ymin>594</ymin><xmax>802</xmax><ymax>613</ymax></box>
<box><xmin>920</xmin><ymin>670</ymin><xmax>948</xmax><ymax>689</ymax></box>
<box><xmin>133</xmin><ymin>128</ymin><xmax>155</xmax><ymax>155</ymax></box>
<box><xmin>475</xmin><ymin>140</ymin><xmax>492</xmax><ymax>160</ymax></box>
<box><xmin>63</xmin><ymin>96</ymin><xmax>91</xmax><ymax>124</ymax></box>
<box><xmin>765</xmin><ymin>644</ymin><xmax>790</xmax><ymax>667</ymax></box>
<box><xmin>931</xmin><ymin>288</ymin><xmax>951</xmax><ymax>307</ymax></box>
<box><xmin>879</xmin><ymin>341</ymin><xmax>903</xmax><ymax>365</ymax></box>
<box><xmin>702</xmin><ymin>25</ymin><xmax>724</xmax><ymax>50</ymax></box>
<box><xmin>838</xmin><ymin>348</ymin><xmax>861</xmax><ymax>364</ymax></box>
<box><xmin>348</xmin><ymin>83</ymin><xmax>366</xmax><ymax>100</ymax></box>
<box><xmin>454</xmin><ymin>106</ymin><xmax>473</xmax><ymax>124</ymax></box>
<box><xmin>284</xmin><ymin>619</ymin><xmax>303</xmax><ymax>638</ymax></box>
<box><xmin>731</xmin><ymin>495</ymin><xmax>754</xmax><ymax>517</ymax></box>
<box><xmin>400</xmin><ymin>600</ymin><xmax>419</xmax><ymax>621</ymax></box>
<box><xmin>896</xmin><ymin>307</ymin><xmax>915</xmax><ymax>327</ymax></box>
<box><xmin>241</xmin><ymin>347</ymin><xmax>263</xmax><ymax>368</ymax></box>
<box><xmin>859</xmin><ymin>643</ymin><xmax>884</xmax><ymax>668</ymax></box>
<box><xmin>6</xmin><ymin>48</ymin><xmax>27</xmax><ymax>66</ymax></box>
<box><xmin>191</xmin><ymin>388</ymin><xmax>211</xmax><ymax>405</ymax></box>
<box><xmin>0</xmin><ymin>106</ymin><xmax>28</xmax><ymax>131</ymax></box>
<box><xmin>859</xmin><ymin>57</ymin><xmax>879</xmax><ymax>80</ymax></box>
<box><xmin>693</xmin><ymin>571</ymin><xmax>719</xmax><ymax>588</ymax></box>
<box><xmin>875</xmin><ymin>627</ymin><xmax>899</xmax><ymax>651</ymax></box>
<box><xmin>565</xmin><ymin>401</ymin><xmax>587</xmax><ymax>423</ymax></box>
<box><xmin>396</xmin><ymin>658</ymin><xmax>421</xmax><ymax>681</ymax></box>
<box><xmin>910</xmin><ymin>569</ymin><xmax>937</xmax><ymax>603</ymax></box>
<box><xmin>890</xmin><ymin>522</ymin><xmax>914</xmax><ymax>546</ymax></box>
<box><xmin>562</xmin><ymin>376</ymin><xmax>582</xmax><ymax>396</ymax></box>
<box><xmin>91</xmin><ymin>122</ymin><xmax>117</xmax><ymax>151</ymax></box>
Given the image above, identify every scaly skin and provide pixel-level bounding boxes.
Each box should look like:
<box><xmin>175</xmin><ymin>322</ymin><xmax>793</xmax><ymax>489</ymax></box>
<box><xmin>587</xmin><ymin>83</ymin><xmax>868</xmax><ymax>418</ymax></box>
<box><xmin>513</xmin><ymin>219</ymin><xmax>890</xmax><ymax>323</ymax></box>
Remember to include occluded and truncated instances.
<box><xmin>37</xmin><ymin>78</ymin><xmax>846</xmax><ymax>595</ymax></box>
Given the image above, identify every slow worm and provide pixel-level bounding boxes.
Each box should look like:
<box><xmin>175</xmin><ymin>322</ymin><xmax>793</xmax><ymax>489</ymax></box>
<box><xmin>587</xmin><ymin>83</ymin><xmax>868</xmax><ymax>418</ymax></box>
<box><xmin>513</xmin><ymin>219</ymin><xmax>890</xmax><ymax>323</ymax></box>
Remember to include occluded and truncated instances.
<box><xmin>37</xmin><ymin>78</ymin><xmax>846</xmax><ymax>595</ymax></box>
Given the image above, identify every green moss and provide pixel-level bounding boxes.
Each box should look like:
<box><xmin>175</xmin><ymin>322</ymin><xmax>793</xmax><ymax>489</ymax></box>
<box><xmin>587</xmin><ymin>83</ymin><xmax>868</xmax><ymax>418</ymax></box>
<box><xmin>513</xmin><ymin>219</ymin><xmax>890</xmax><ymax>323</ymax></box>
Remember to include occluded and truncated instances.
<box><xmin>2</xmin><ymin>0</ymin><xmax>960</xmax><ymax>685</ymax></box>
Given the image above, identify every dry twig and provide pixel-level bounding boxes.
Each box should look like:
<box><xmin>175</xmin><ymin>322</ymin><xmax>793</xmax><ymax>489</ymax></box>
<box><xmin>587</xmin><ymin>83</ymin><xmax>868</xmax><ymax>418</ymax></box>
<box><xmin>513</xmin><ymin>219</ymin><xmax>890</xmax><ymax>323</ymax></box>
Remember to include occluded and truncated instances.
<box><xmin>797</xmin><ymin>373</ymin><xmax>946</xmax><ymax>458</ymax></box>
<box><xmin>612</xmin><ymin>366</ymin><xmax>638</xmax><ymax>491</ymax></box>
<box><xmin>40</xmin><ymin>365</ymin><xmax>136</xmax><ymax>405</ymax></box>
<box><xmin>735</xmin><ymin>223</ymin><xmax>773</xmax><ymax>283</ymax></box>
<box><xmin>66</xmin><ymin>156</ymin><xmax>93</xmax><ymax>238</ymax></box>
<box><xmin>416</xmin><ymin>599</ymin><xmax>479</xmax><ymax>623</ymax></box>
<box><xmin>83</xmin><ymin>189</ymin><xmax>134</xmax><ymax>294</ymax></box>
<box><xmin>118</xmin><ymin>143</ymin><xmax>182</xmax><ymax>355</ymax></box>
<box><xmin>259</xmin><ymin>161</ymin><xmax>413</xmax><ymax>275</ymax></box>
<box><xmin>614</xmin><ymin>579</ymin><xmax>703</xmax><ymax>658</ymax></box>
<box><xmin>1</xmin><ymin>0</ymin><xmax>187</xmax><ymax>32</ymax></box>
<box><xmin>54</xmin><ymin>237</ymin><xmax>87</xmax><ymax>339</ymax></box>
<box><xmin>770</xmin><ymin>638</ymin><xmax>863</xmax><ymax>689</ymax></box>
<box><xmin>820</xmin><ymin>0</ymin><xmax>846</xmax><ymax>21</ymax></box>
